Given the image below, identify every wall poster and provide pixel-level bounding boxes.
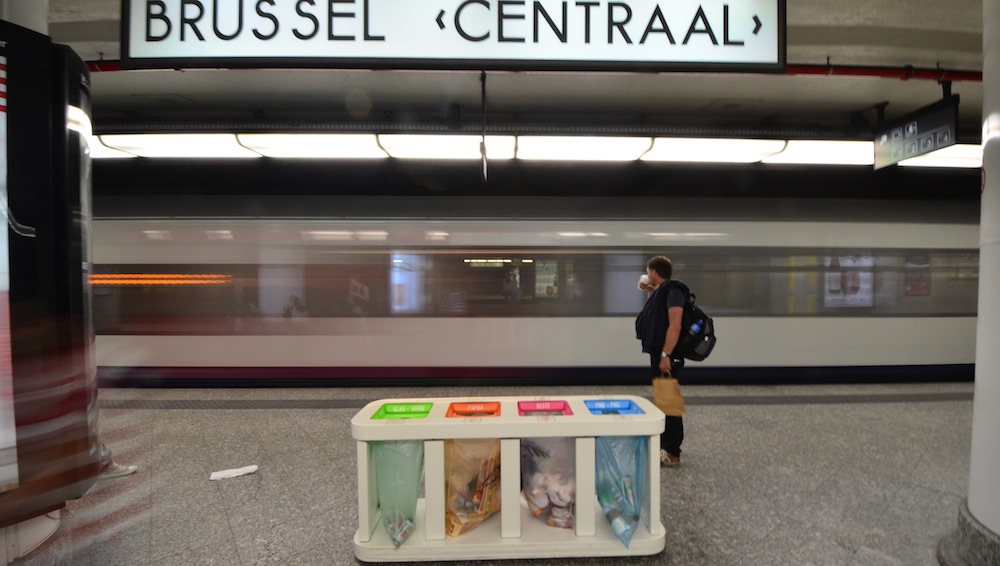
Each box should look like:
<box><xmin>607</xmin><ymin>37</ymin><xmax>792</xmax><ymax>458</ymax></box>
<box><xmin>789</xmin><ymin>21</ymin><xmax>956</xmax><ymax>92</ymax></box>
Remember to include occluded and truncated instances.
<box><xmin>824</xmin><ymin>255</ymin><xmax>874</xmax><ymax>308</ymax></box>
<box><xmin>904</xmin><ymin>254</ymin><xmax>932</xmax><ymax>296</ymax></box>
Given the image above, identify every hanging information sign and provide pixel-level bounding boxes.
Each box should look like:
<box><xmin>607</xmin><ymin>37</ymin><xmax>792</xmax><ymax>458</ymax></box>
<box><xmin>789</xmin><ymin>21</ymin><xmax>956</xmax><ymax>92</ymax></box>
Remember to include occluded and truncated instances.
<box><xmin>122</xmin><ymin>0</ymin><xmax>785</xmax><ymax>71</ymax></box>
<box><xmin>874</xmin><ymin>96</ymin><xmax>959</xmax><ymax>170</ymax></box>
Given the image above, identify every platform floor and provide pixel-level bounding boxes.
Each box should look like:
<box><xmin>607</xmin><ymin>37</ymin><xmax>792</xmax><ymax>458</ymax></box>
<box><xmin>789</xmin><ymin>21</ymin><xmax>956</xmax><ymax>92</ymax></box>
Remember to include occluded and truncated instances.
<box><xmin>13</xmin><ymin>381</ymin><xmax>973</xmax><ymax>566</ymax></box>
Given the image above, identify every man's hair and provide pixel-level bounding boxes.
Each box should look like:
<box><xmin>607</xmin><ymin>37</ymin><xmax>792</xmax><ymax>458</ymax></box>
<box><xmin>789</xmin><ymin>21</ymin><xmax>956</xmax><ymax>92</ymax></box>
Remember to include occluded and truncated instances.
<box><xmin>647</xmin><ymin>256</ymin><xmax>673</xmax><ymax>279</ymax></box>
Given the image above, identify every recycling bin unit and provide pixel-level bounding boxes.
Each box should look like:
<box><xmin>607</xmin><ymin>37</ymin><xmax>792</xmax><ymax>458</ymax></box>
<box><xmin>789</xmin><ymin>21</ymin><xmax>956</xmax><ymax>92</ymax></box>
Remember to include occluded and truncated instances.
<box><xmin>351</xmin><ymin>395</ymin><xmax>665</xmax><ymax>562</ymax></box>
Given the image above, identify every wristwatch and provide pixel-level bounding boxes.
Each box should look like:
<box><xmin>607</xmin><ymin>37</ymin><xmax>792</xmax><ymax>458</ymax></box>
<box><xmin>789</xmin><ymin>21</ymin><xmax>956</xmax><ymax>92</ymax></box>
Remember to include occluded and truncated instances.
<box><xmin>661</xmin><ymin>351</ymin><xmax>668</xmax><ymax>358</ymax></box>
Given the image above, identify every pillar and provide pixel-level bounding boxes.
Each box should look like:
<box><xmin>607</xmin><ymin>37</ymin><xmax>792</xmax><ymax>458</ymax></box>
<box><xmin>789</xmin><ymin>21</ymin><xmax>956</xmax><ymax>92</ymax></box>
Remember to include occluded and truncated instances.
<box><xmin>938</xmin><ymin>1</ymin><xmax>1000</xmax><ymax>564</ymax></box>
<box><xmin>1</xmin><ymin>6</ymin><xmax>62</xmax><ymax>566</ymax></box>
<box><xmin>0</xmin><ymin>0</ymin><xmax>48</xmax><ymax>35</ymax></box>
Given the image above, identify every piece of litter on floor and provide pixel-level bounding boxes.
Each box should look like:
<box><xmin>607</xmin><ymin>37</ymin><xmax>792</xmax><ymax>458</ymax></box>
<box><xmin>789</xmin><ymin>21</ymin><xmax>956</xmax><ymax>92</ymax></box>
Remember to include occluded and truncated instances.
<box><xmin>209</xmin><ymin>464</ymin><xmax>259</xmax><ymax>481</ymax></box>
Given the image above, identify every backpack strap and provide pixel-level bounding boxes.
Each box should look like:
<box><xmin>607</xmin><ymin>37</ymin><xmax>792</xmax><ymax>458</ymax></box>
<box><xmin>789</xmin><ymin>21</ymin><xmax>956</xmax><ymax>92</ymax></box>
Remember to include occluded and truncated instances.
<box><xmin>665</xmin><ymin>280</ymin><xmax>691</xmax><ymax>303</ymax></box>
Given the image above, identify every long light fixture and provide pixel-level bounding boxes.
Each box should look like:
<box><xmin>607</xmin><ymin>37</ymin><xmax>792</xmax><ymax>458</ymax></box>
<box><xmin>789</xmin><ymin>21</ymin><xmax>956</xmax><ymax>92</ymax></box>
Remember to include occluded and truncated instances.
<box><xmin>378</xmin><ymin>134</ymin><xmax>515</xmax><ymax>159</ymax></box>
<box><xmin>898</xmin><ymin>144</ymin><xmax>983</xmax><ymax>168</ymax></box>
<box><xmin>238</xmin><ymin>133</ymin><xmax>387</xmax><ymax>158</ymax></box>
<box><xmin>516</xmin><ymin>136</ymin><xmax>652</xmax><ymax>161</ymax></box>
<box><xmin>761</xmin><ymin>140</ymin><xmax>875</xmax><ymax>165</ymax></box>
<box><xmin>87</xmin><ymin>133</ymin><xmax>983</xmax><ymax>168</ymax></box>
<box><xmin>642</xmin><ymin>138</ymin><xmax>787</xmax><ymax>163</ymax></box>
<box><xmin>100</xmin><ymin>134</ymin><xmax>261</xmax><ymax>158</ymax></box>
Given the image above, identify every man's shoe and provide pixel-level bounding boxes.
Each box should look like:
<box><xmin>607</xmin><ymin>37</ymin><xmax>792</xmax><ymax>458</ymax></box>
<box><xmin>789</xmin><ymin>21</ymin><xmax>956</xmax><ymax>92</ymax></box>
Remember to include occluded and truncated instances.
<box><xmin>98</xmin><ymin>461</ymin><xmax>138</xmax><ymax>480</ymax></box>
<box><xmin>659</xmin><ymin>449</ymin><xmax>680</xmax><ymax>467</ymax></box>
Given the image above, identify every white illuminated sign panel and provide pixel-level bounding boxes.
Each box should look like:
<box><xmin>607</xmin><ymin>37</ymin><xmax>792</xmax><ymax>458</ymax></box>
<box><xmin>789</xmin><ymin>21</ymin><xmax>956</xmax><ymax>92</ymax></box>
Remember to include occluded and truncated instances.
<box><xmin>123</xmin><ymin>0</ymin><xmax>785</xmax><ymax>70</ymax></box>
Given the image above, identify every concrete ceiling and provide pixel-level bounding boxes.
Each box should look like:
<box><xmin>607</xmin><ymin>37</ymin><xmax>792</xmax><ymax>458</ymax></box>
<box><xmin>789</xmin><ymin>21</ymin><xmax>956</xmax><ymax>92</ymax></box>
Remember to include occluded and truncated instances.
<box><xmin>46</xmin><ymin>0</ymin><xmax>985</xmax><ymax>138</ymax></box>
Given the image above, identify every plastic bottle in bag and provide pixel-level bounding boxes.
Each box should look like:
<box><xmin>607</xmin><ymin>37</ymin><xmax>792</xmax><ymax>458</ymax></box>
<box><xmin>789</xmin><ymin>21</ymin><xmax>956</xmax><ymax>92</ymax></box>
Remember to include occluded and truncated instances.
<box><xmin>595</xmin><ymin>436</ymin><xmax>645</xmax><ymax>547</ymax></box>
<box><xmin>372</xmin><ymin>440</ymin><xmax>424</xmax><ymax>548</ymax></box>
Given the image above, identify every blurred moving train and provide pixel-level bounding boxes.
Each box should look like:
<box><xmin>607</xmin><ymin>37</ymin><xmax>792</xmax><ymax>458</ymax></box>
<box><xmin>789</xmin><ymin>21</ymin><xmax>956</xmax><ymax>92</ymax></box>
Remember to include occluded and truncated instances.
<box><xmin>89</xmin><ymin>193</ymin><xmax>980</xmax><ymax>386</ymax></box>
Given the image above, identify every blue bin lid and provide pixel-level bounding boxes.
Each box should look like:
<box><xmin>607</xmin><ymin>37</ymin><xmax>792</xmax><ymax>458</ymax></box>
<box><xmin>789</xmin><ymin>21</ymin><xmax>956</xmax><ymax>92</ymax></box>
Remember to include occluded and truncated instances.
<box><xmin>584</xmin><ymin>399</ymin><xmax>645</xmax><ymax>415</ymax></box>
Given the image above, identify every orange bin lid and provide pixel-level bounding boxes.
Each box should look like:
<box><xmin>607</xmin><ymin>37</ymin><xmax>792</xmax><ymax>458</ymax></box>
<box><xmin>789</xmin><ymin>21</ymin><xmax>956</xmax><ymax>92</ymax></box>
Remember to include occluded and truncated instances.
<box><xmin>445</xmin><ymin>401</ymin><xmax>501</xmax><ymax>418</ymax></box>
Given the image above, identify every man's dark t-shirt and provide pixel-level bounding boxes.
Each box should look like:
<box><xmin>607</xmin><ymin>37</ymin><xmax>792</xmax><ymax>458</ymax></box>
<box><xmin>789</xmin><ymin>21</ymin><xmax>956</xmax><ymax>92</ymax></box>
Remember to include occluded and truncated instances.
<box><xmin>635</xmin><ymin>281</ymin><xmax>686</xmax><ymax>355</ymax></box>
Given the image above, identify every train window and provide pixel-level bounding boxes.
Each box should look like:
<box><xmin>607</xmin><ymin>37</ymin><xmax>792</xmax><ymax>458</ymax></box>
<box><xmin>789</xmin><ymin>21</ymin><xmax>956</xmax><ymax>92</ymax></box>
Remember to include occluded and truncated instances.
<box><xmin>92</xmin><ymin>247</ymin><xmax>977</xmax><ymax>336</ymax></box>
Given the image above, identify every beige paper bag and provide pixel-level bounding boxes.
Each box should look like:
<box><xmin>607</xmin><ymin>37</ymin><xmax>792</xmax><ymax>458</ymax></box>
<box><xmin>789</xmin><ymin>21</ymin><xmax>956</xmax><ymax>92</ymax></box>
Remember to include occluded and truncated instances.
<box><xmin>652</xmin><ymin>376</ymin><xmax>686</xmax><ymax>417</ymax></box>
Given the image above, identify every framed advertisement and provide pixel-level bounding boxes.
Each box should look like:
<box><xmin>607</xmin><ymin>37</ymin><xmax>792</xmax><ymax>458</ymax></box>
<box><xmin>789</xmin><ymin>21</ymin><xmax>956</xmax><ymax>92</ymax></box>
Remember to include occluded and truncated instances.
<box><xmin>824</xmin><ymin>255</ymin><xmax>874</xmax><ymax>308</ymax></box>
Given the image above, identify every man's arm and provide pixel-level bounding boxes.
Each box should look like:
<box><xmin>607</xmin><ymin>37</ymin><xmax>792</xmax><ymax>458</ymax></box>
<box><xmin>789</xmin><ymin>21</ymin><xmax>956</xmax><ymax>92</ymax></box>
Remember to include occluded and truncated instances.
<box><xmin>659</xmin><ymin>305</ymin><xmax>684</xmax><ymax>375</ymax></box>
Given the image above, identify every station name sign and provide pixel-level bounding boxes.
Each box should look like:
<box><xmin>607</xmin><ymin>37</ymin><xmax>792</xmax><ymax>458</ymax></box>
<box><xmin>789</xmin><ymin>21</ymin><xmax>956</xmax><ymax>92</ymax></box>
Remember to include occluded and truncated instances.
<box><xmin>122</xmin><ymin>0</ymin><xmax>785</xmax><ymax>71</ymax></box>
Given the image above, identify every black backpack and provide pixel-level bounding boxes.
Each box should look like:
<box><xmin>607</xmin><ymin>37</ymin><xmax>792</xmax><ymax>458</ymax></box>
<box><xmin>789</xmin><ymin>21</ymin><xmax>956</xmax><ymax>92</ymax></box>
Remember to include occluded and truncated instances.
<box><xmin>667</xmin><ymin>281</ymin><xmax>717</xmax><ymax>362</ymax></box>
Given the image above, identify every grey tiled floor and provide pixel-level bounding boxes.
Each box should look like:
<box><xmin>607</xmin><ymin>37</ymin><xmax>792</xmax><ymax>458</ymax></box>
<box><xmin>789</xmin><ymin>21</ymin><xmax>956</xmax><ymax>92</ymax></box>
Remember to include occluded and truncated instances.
<box><xmin>13</xmin><ymin>382</ymin><xmax>973</xmax><ymax>565</ymax></box>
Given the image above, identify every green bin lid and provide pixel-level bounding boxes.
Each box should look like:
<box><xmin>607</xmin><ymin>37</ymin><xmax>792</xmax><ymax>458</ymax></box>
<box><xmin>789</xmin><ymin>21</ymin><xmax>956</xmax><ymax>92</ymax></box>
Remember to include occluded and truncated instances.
<box><xmin>371</xmin><ymin>402</ymin><xmax>433</xmax><ymax>420</ymax></box>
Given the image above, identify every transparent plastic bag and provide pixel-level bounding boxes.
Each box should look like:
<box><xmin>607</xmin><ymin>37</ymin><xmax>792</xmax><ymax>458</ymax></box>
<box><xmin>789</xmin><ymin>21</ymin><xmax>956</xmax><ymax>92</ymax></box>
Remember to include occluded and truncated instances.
<box><xmin>520</xmin><ymin>437</ymin><xmax>576</xmax><ymax>528</ymax></box>
<box><xmin>595</xmin><ymin>436</ymin><xmax>646</xmax><ymax>547</ymax></box>
<box><xmin>445</xmin><ymin>438</ymin><xmax>501</xmax><ymax>536</ymax></box>
<box><xmin>372</xmin><ymin>440</ymin><xmax>424</xmax><ymax>548</ymax></box>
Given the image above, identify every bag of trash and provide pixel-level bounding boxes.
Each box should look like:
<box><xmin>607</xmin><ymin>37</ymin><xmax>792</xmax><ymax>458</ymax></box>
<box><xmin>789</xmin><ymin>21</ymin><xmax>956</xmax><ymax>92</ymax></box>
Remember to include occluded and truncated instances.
<box><xmin>521</xmin><ymin>437</ymin><xmax>576</xmax><ymax>528</ymax></box>
<box><xmin>445</xmin><ymin>438</ymin><xmax>501</xmax><ymax>536</ymax></box>
<box><xmin>372</xmin><ymin>440</ymin><xmax>424</xmax><ymax>548</ymax></box>
<box><xmin>595</xmin><ymin>436</ymin><xmax>646</xmax><ymax>547</ymax></box>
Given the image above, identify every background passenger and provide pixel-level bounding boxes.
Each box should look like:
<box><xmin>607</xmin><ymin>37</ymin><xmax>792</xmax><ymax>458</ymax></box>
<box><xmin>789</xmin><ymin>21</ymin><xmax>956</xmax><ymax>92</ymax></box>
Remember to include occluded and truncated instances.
<box><xmin>635</xmin><ymin>255</ymin><xmax>686</xmax><ymax>466</ymax></box>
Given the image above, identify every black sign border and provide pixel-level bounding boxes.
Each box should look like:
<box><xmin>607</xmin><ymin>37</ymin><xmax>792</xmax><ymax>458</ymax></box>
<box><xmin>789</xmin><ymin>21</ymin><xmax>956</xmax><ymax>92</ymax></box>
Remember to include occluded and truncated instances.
<box><xmin>120</xmin><ymin>0</ymin><xmax>786</xmax><ymax>73</ymax></box>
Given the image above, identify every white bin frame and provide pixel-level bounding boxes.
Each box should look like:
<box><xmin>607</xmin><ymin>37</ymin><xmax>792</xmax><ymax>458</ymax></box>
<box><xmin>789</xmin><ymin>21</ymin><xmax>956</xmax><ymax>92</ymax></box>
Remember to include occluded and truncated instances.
<box><xmin>351</xmin><ymin>395</ymin><xmax>666</xmax><ymax>562</ymax></box>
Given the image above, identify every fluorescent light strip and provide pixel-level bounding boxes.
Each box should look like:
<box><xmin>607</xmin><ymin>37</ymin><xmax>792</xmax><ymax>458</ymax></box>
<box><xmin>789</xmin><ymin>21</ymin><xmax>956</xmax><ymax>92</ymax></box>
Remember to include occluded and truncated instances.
<box><xmin>356</xmin><ymin>231</ymin><xmax>388</xmax><ymax>240</ymax></box>
<box><xmin>142</xmin><ymin>230</ymin><xmax>171</xmax><ymax>240</ymax></box>
<box><xmin>557</xmin><ymin>232</ymin><xmax>608</xmax><ymax>237</ymax></box>
<box><xmin>642</xmin><ymin>138</ymin><xmax>786</xmax><ymax>163</ymax></box>
<box><xmin>646</xmin><ymin>232</ymin><xmax>729</xmax><ymax>238</ymax></box>
<box><xmin>238</xmin><ymin>133</ymin><xmax>387</xmax><ymax>158</ymax></box>
<box><xmin>301</xmin><ymin>230</ymin><xmax>354</xmax><ymax>241</ymax></box>
<box><xmin>205</xmin><ymin>230</ymin><xmax>233</xmax><ymax>240</ymax></box>
<box><xmin>101</xmin><ymin>134</ymin><xmax>261</xmax><ymax>158</ymax></box>
<box><xmin>761</xmin><ymin>140</ymin><xmax>874</xmax><ymax>165</ymax></box>
<box><xmin>85</xmin><ymin>134</ymin><xmax>978</xmax><ymax>168</ymax></box>
<box><xmin>516</xmin><ymin>136</ymin><xmax>652</xmax><ymax>161</ymax></box>
<box><xmin>378</xmin><ymin>134</ymin><xmax>515</xmax><ymax>160</ymax></box>
<box><xmin>898</xmin><ymin>144</ymin><xmax>982</xmax><ymax>168</ymax></box>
